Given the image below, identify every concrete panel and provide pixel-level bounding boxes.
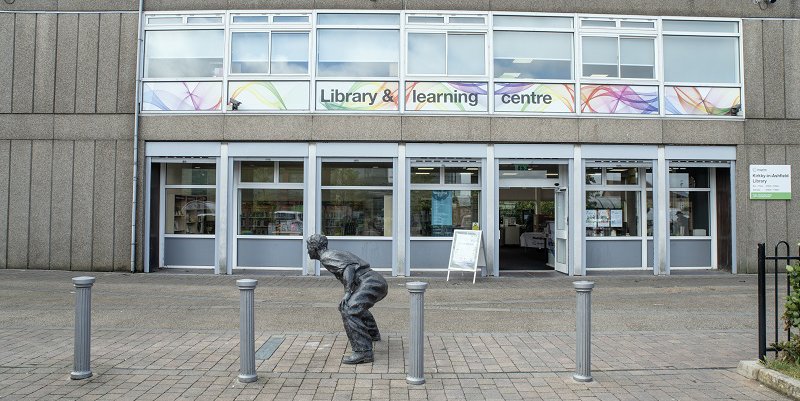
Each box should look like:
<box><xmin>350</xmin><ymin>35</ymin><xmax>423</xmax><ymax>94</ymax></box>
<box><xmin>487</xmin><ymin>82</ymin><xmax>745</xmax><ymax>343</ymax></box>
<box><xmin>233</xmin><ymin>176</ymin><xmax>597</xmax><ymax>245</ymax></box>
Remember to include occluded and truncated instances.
<box><xmin>97</xmin><ymin>14</ymin><xmax>121</xmax><ymax>114</ymax></box>
<box><xmin>28</xmin><ymin>141</ymin><xmax>52</xmax><ymax>269</ymax></box>
<box><xmin>55</xmin><ymin>13</ymin><xmax>79</xmax><ymax>114</ymax></box>
<box><xmin>0</xmin><ymin>114</ymin><xmax>54</xmax><ymax>140</ymax></box>
<box><xmin>50</xmin><ymin>141</ymin><xmax>74</xmax><ymax>270</ymax></box>
<box><xmin>113</xmin><ymin>140</ymin><xmax>133</xmax><ymax>271</ymax></box>
<box><xmin>0</xmin><ymin>1</ymin><xmax>57</xmax><ymax>11</ymax></box>
<box><xmin>54</xmin><ymin>114</ymin><xmax>133</xmax><ymax>140</ymax></box>
<box><xmin>762</xmin><ymin>20</ymin><xmax>785</xmax><ymax>119</ymax></box>
<box><xmin>313</xmin><ymin>0</ymin><xmax>403</xmax><ymax>10</ymax></box>
<box><xmin>401</xmin><ymin>116</ymin><xmax>489</xmax><ymax>142</ymax></box>
<box><xmin>404</xmin><ymin>0</ymin><xmax>489</xmax><ymax>11</ymax></box>
<box><xmin>744</xmin><ymin>119</ymin><xmax>800</xmax><ymax>146</ymax></box>
<box><xmin>312</xmin><ymin>116</ymin><xmax>400</xmax><ymax>141</ymax></box>
<box><xmin>745</xmin><ymin>145</ymin><xmax>766</xmax><ymax>273</ymax></box>
<box><xmin>787</xmin><ymin>146</ymin><xmax>800</xmax><ymax>255</ymax></box>
<box><xmin>765</xmin><ymin>145</ymin><xmax>787</xmax><ymax>250</ymax></box>
<box><xmin>785</xmin><ymin>21</ymin><xmax>800</xmax><ymax>119</ymax></box>
<box><xmin>734</xmin><ymin>145</ymin><xmax>749</xmax><ymax>273</ymax></box>
<box><xmin>33</xmin><ymin>14</ymin><xmax>57</xmax><ymax>114</ymax></box>
<box><xmin>0</xmin><ymin>14</ymin><xmax>14</xmax><ymax>113</ymax></box>
<box><xmin>117</xmin><ymin>13</ymin><xmax>139</xmax><ymax>114</ymax></box>
<box><xmin>92</xmin><ymin>140</ymin><xmax>117</xmax><ymax>271</ymax></box>
<box><xmin>144</xmin><ymin>0</ymin><xmax>226</xmax><ymax>11</ymax></box>
<box><xmin>7</xmin><ymin>140</ymin><xmax>31</xmax><ymax>269</ymax></box>
<box><xmin>75</xmin><ymin>14</ymin><xmax>100</xmax><ymax>114</ymax></box>
<box><xmin>662</xmin><ymin>120</ymin><xmax>744</xmax><ymax>145</ymax></box>
<box><xmin>140</xmin><ymin>116</ymin><xmax>225</xmax><ymax>141</ymax></box>
<box><xmin>490</xmin><ymin>117</ymin><xmax>579</xmax><ymax>143</ymax></box>
<box><xmin>71</xmin><ymin>141</ymin><xmax>95</xmax><ymax>271</ymax></box>
<box><xmin>229</xmin><ymin>0</ymin><xmax>313</xmax><ymax>9</ymax></box>
<box><xmin>743</xmin><ymin>20</ymin><xmax>765</xmax><ymax>119</ymax></box>
<box><xmin>223</xmin><ymin>115</ymin><xmax>312</xmax><ymax>141</ymax></box>
<box><xmin>57</xmin><ymin>1</ymin><xmax>138</xmax><ymax>11</ymax></box>
<box><xmin>578</xmin><ymin>118</ymin><xmax>663</xmax><ymax>144</ymax></box>
<box><xmin>0</xmin><ymin>141</ymin><xmax>8</xmax><ymax>268</ymax></box>
<box><xmin>12</xmin><ymin>14</ymin><xmax>36</xmax><ymax>113</ymax></box>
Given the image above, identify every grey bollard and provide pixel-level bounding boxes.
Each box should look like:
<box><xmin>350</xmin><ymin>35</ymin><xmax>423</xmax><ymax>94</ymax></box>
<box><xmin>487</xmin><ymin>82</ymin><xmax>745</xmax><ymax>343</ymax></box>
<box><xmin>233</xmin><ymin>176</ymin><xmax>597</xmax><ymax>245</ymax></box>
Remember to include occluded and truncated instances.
<box><xmin>573</xmin><ymin>281</ymin><xmax>595</xmax><ymax>382</ymax></box>
<box><xmin>406</xmin><ymin>281</ymin><xmax>428</xmax><ymax>385</ymax></box>
<box><xmin>237</xmin><ymin>279</ymin><xmax>258</xmax><ymax>383</ymax></box>
<box><xmin>71</xmin><ymin>276</ymin><xmax>95</xmax><ymax>380</ymax></box>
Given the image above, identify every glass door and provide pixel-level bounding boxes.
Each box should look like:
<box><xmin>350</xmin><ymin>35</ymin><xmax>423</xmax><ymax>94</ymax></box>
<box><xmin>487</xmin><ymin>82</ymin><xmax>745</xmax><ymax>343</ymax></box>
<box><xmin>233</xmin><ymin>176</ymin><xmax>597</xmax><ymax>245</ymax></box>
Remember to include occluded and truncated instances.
<box><xmin>554</xmin><ymin>189</ymin><xmax>568</xmax><ymax>274</ymax></box>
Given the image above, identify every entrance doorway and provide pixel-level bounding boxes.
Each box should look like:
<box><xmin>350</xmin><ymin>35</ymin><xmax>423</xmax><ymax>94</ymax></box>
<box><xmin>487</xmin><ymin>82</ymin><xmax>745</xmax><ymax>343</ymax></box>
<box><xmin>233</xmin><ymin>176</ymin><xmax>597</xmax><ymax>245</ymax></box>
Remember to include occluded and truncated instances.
<box><xmin>497</xmin><ymin>163</ymin><xmax>568</xmax><ymax>273</ymax></box>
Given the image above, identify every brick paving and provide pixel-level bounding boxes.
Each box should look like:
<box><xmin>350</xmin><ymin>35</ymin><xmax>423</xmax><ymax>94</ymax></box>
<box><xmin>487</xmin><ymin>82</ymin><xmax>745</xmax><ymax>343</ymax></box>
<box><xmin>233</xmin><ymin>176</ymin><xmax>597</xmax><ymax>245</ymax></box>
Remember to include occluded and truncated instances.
<box><xmin>0</xmin><ymin>270</ymin><xmax>789</xmax><ymax>400</ymax></box>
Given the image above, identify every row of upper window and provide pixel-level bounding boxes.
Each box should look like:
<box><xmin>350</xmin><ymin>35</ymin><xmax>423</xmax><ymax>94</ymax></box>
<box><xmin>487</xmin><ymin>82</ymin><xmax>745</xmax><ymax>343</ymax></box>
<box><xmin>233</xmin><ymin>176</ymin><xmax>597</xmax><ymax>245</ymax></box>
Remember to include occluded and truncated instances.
<box><xmin>143</xmin><ymin>12</ymin><xmax>741</xmax><ymax>85</ymax></box>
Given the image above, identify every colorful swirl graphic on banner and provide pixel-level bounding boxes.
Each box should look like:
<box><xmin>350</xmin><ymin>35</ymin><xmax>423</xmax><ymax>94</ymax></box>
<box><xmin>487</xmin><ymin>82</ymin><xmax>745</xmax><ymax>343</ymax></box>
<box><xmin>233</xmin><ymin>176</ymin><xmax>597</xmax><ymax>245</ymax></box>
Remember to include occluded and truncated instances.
<box><xmin>665</xmin><ymin>86</ymin><xmax>741</xmax><ymax>116</ymax></box>
<box><xmin>405</xmin><ymin>82</ymin><xmax>488</xmax><ymax>112</ymax></box>
<box><xmin>317</xmin><ymin>81</ymin><xmax>399</xmax><ymax>111</ymax></box>
<box><xmin>142</xmin><ymin>82</ymin><xmax>222</xmax><ymax>111</ymax></box>
<box><xmin>494</xmin><ymin>83</ymin><xmax>575</xmax><ymax>113</ymax></box>
<box><xmin>580</xmin><ymin>85</ymin><xmax>659</xmax><ymax>114</ymax></box>
<box><xmin>229</xmin><ymin>81</ymin><xmax>310</xmax><ymax>111</ymax></box>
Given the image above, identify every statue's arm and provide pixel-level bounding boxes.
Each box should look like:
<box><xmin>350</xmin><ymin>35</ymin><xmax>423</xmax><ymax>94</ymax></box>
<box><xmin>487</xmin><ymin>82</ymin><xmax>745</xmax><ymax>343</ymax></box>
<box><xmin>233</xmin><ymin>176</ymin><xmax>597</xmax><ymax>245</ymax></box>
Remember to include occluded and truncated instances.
<box><xmin>343</xmin><ymin>263</ymin><xmax>358</xmax><ymax>295</ymax></box>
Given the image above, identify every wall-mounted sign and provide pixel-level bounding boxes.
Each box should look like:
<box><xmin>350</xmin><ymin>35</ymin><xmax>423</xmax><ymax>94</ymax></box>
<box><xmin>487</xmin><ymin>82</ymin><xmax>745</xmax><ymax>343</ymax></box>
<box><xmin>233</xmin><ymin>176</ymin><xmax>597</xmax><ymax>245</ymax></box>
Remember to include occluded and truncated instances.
<box><xmin>750</xmin><ymin>165</ymin><xmax>791</xmax><ymax>200</ymax></box>
<box><xmin>494</xmin><ymin>83</ymin><xmax>575</xmax><ymax>113</ymax></box>
<box><xmin>405</xmin><ymin>82</ymin><xmax>488</xmax><ymax>112</ymax></box>
<box><xmin>229</xmin><ymin>81</ymin><xmax>310</xmax><ymax>111</ymax></box>
<box><xmin>316</xmin><ymin>81</ymin><xmax>399</xmax><ymax>111</ymax></box>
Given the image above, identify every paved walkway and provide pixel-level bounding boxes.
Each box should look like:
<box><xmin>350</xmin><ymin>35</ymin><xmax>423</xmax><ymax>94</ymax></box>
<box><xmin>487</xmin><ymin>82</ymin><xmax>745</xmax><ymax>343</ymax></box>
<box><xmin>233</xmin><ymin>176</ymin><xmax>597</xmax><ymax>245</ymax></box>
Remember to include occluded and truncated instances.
<box><xmin>0</xmin><ymin>270</ymin><xmax>788</xmax><ymax>400</ymax></box>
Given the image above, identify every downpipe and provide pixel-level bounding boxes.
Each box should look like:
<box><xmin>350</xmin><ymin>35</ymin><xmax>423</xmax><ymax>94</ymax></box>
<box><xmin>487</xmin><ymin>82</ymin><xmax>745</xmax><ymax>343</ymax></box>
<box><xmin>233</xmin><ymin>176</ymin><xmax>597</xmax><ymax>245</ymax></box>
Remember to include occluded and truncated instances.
<box><xmin>130</xmin><ymin>0</ymin><xmax>144</xmax><ymax>273</ymax></box>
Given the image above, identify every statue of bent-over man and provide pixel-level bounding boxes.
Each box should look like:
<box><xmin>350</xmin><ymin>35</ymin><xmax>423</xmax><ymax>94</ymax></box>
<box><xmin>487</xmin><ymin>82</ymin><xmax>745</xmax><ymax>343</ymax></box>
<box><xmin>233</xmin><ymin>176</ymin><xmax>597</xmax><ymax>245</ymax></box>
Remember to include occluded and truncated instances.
<box><xmin>306</xmin><ymin>234</ymin><xmax>388</xmax><ymax>364</ymax></box>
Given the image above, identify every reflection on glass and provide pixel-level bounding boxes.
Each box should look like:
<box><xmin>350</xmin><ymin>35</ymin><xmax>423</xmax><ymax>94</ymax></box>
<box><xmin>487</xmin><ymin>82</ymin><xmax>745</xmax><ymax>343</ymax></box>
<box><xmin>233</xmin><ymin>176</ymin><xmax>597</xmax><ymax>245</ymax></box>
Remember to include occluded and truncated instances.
<box><xmin>669</xmin><ymin>167</ymin><xmax>709</xmax><ymax>188</ymax></box>
<box><xmin>582</xmin><ymin>36</ymin><xmax>617</xmax><ymax>78</ymax></box>
<box><xmin>646</xmin><ymin>190</ymin><xmax>653</xmax><ymax>236</ymax></box>
<box><xmin>493</xmin><ymin>31</ymin><xmax>572</xmax><ymax>80</ymax></box>
<box><xmin>271</xmin><ymin>32</ymin><xmax>309</xmax><ymax>74</ymax></box>
<box><xmin>231</xmin><ymin>32</ymin><xmax>269</xmax><ymax>74</ymax></box>
<box><xmin>585</xmin><ymin>191</ymin><xmax>639</xmax><ymax>237</ymax></box>
<box><xmin>444</xmin><ymin>167</ymin><xmax>480</xmax><ymax>184</ymax></box>
<box><xmin>166</xmin><ymin>163</ymin><xmax>216</xmax><ymax>185</ymax></box>
<box><xmin>620</xmin><ymin>37</ymin><xmax>655</xmax><ymax>79</ymax></box>
<box><xmin>663</xmin><ymin>20</ymin><xmax>738</xmax><ymax>33</ymax></box>
<box><xmin>232</xmin><ymin>15</ymin><xmax>269</xmax><ymax>24</ymax></box>
<box><xmin>585</xmin><ymin>167</ymin><xmax>602</xmax><ymax>185</ymax></box>
<box><xmin>321</xmin><ymin>162</ymin><xmax>393</xmax><ymax>186</ymax></box>
<box><xmin>239</xmin><ymin>189</ymin><xmax>303</xmax><ymax>235</ymax></box>
<box><xmin>493</xmin><ymin>15</ymin><xmax>572</xmax><ymax>29</ymax></box>
<box><xmin>448</xmin><ymin>34</ymin><xmax>485</xmax><ymax>75</ymax></box>
<box><xmin>240</xmin><ymin>162</ymin><xmax>275</xmax><ymax>183</ymax></box>
<box><xmin>606</xmin><ymin>168</ymin><xmax>638</xmax><ymax>185</ymax></box>
<box><xmin>165</xmin><ymin>188</ymin><xmax>216</xmax><ymax>234</ymax></box>
<box><xmin>411</xmin><ymin>166</ymin><xmax>441</xmax><ymax>184</ymax></box>
<box><xmin>670</xmin><ymin>191</ymin><xmax>709</xmax><ymax>236</ymax></box>
<box><xmin>279</xmin><ymin>161</ymin><xmax>304</xmax><ymax>183</ymax></box>
<box><xmin>664</xmin><ymin>36</ymin><xmax>739</xmax><ymax>84</ymax></box>
<box><xmin>317</xmin><ymin>13</ymin><xmax>400</xmax><ymax>26</ymax></box>
<box><xmin>317</xmin><ymin>29</ymin><xmax>399</xmax><ymax>77</ymax></box>
<box><xmin>411</xmin><ymin>190</ymin><xmax>480</xmax><ymax>237</ymax></box>
<box><xmin>187</xmin><ymin>16</ymin><xmax>222</xmax><ymax>24</ymax></box>
<box><xmin>145</xmin><ymin>30</ymin><xmax>224</xmax><ymax>78</ymax></box>
<box><xmin>408</xmin><ymin>33</ymin><xmax>446</xmax><ymax>75</ymax></box>
<box><xmin>273</xmin><ymin>16</ymin><xmax>309</xmax><ymax>23</ymax></box>
<box><xmin>322</xmin><ymin>190</ymin><xmax>392</xmax><ymax>236</ymax></box>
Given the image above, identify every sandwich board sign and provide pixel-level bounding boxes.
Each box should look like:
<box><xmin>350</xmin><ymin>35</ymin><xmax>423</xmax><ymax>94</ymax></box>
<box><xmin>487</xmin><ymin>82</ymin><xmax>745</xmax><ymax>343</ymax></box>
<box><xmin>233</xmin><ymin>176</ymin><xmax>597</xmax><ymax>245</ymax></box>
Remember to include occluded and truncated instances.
<box><xmin>447</xmin><ymin>229</ymin><xmax>487</xmax><ymax>284</ymax></box>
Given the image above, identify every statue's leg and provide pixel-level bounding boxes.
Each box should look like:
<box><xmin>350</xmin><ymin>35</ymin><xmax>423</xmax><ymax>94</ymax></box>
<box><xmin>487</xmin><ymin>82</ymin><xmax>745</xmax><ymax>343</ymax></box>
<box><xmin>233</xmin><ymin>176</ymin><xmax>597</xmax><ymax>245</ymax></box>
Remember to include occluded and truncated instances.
<box><xmin>341</xmin><ymin>299</ymin><xmax>373</xmax><ymax>354</ymax></box>
<box><xmin>362</xmin><ymin>310</ymin><xmax>381</xmax><ymax>341</ymax></box>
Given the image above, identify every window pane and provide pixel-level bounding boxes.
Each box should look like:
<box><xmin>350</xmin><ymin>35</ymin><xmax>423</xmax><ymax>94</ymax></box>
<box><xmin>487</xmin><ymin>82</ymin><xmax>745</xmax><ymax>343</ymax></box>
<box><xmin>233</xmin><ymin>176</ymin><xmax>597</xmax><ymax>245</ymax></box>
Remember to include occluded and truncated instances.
<box><xmin>318</xmin><ymin>13</ymin><xmax>399</xmax><ymax>25</ymax></box>
<box><xmin>239</xmin><ymin>189</ymin><xmax>303</xmax><ymax>235</ymax></box>
<box><xmin>321</xmin><ymin>189</ymin><xmax>392</xmax><ymax>236</ymax></box>
<box><xmin>444</xmin><ymin>167</ymin><xmax>480</xmax><ymax>184</ymax></box>
<box><xmin>231</xmin><ymin>32</ymin><xmax>269</xmax><ymax>74</ymax></box>
<box><xmin>145</xmin><ymin>30</ymin><xmax>224</xmax><ymax>78</ymax></box>
<box><xmin>166</xmin><ymin>163</ymin><xmax>216</xmax><ymax>185</ymax></box>
<box><xmin>585</xmin><ymin>167</ymin><xmax>602</xmax><ymax>185</ymax></box>
<box><xmin>271</xmin><ymin>32</ymin><xmax>309</xmax><ymax>74</ymax></box>
<box><xmin>317</xmin><ymin>29</ymin><xmax>399</xmax><ymax>77</ymax></box>
<box><xmin>448</xmin><ymin>34</ymin><xmax>485</xmax><ymax>75</ymax></box>
<box><xmin>411</xmin><ymin>166</ymin><xmax>441</xmax><ymax>184</ymax></box>
<box><xmin>166</xmin><ymin>188</ymin><xmax>216</xmax><ymax>234</ymax></box>
<box><xmin>670</xmin><ymin>191</ymin><xmax>709</xmax><ymax>236</ymax></box>
<box><xmin>646</xmin><ymin>190</ymin><xmax>654</xmax><ymax>236</ymax></box>
<box><xmin>493</xmin><ymin>15</ymin><xmax>572</xmax><ymax>29</ymax></box>
<box><xmin>663</xmin><ymin>20</ymin><xmax>738</xmax><ymax>33</ymax></box>
<box><xmin>273</xmin><ymin>15</ymin><xmax>309</xmax><ymax>23</ymax></box>
<box><xmin>494</xmin><ymin>31</ymin><xmax>572</xmax><ymax>79</ymax></box>
<box><xmin>408</xmin><ymin>16</ymin><xmax>444</xmax><ymax>24</ymax></box>
<box><xmin>408</xmin><ymin>33</ymin><xmax>446</xmax><ymax>75</ymax></box>
<box><xmin>664</xmin><ymin>36</ymin><xmax>739</xmax><ymax>83</ymax></box>
<box><xmin>585</xmin><ymin>191</ymin><xmax>639</xmax><ymax>237</ymax></box>
<box><xmin>582</xmin><ymin>20</ymin><xmax>615</xmax><ymax>28</ymax></box>
<box><xmin>240</xmin><ymin>161</ymin><xmax>275</xmax><ymax>183</ymax></box>
<box><xmin>321</xmin><ymin>162</ymin><xmax>393</xmax><ymax>186</ymax></box>
<box><xmin>187</xmin><ymin>16</ymin><xmax>222</xmax><ymax>24</ymax></box>
<box><xmin>411</xmin><ymin>190</ymin><xmax>480</xmax><ymax>237</ymax></box>
<box><xmin>148</xmin><ymin>16</ymin><xmax>183</xmax><ymax>25</ymax></box>
<box><xmin>669</xmin><ymin>167</ymin><xmax>710</xmax><ymax>188</ymax></box>
<box><xmin>620</xmin><ymin>38</ymin><xmax>654</xmax><ymax>79</ymax></box>
<box><xmin>232</xmin><ymin>15</ymin><xmax>269</xmax><ymax>23</ymax></box>
<box><xmin>279</xmin><ymin>161</ymin><xmax>304</xmax><ymax>183</ymax></box>
<box><xmin>605</xmin><ymin>167</ymin><xmax>639</xmax><ymax>185</ymax></box>
<box><xmin>582</xmin><ymin>36</ymin><xmax>618</xmax><ymax>78</ymax></box>
<box><xmin>449</xmin><ymin>16</ymin><xmax>485</xmax><ymax>24</ymax></box>
<box><xmin>620</xmin><ymin>21</ymin><xmax>654</xmax><ymax>29</ymax></box>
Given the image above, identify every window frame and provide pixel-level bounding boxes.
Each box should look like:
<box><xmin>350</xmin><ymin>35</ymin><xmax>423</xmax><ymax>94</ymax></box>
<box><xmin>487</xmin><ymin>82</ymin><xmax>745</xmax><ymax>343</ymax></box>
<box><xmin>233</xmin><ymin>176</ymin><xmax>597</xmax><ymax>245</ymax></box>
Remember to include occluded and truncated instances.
<box><xmin>667</xmin><ymin>165</ymin><xmax>713</xmax><ymax>239</ymax></box>
<box><xmin>234</xmin><ymin>159</ymin><xmax>305</xmax><ymax>238</ymax></box>
<box><xmin>161</xmin><ymin>160</ymin><xmax>218</xmax><ymax>238</ymax></box>
<box><xmin>409</xmin><ymin>161</ymin><xmax>483</xmax><ymax>239</ymax></box>
<box><xmin>405</xmin><ymin>13</ymin><xmax>490</xmax><ymax>80</ymax></box>
<box><xmin>227</xmin><ymin>28</ymin><xmax>312</xmax><ymax>78</ymax></box>
<box><xmin>584</xmin><ymin>164</ymin><xmax>650</xmax><ymax>240</ymax></box>
<box><xmin>491</xmin><ymin>14</ymin><xmax>575</xmax><ymax>83</ymax></box>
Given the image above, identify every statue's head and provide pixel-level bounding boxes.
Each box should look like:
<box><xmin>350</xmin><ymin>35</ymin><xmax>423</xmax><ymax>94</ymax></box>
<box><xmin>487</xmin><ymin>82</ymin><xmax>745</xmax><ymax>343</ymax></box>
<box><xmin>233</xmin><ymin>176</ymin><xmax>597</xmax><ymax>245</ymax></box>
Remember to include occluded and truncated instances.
<box><xmin>306</xmin><ymin>234</ymin><xmax>328</xmax><ymax>260</ymax></box>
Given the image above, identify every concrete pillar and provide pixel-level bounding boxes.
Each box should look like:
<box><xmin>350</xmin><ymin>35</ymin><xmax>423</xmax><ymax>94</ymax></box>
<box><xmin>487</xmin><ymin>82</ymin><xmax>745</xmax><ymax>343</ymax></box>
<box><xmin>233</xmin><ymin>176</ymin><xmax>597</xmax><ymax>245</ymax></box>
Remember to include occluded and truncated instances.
<box><xmin>71</xmin><ymin>276</ymin><xmax>95</xmax><ymax>380</ymax></box>
<box><xmin>406</xmin><ymin>281</ymin><xmax>428</xmax><ymax>385</ymax></box>
<box><xmin>237</xmin><ymin>279</ymin><xmax>258</xmax><ymax>383</ymax></box>
<box><xmin>573</xmin><ymin>281</ymin><xmax>594</xmax><ymax>382</ymax></box>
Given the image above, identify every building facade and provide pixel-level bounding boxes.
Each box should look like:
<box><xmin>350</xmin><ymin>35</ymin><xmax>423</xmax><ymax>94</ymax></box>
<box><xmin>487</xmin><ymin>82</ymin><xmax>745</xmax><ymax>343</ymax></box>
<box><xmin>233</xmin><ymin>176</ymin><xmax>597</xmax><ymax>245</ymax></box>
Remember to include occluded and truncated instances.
<box><xmin>0</xmin><ymin>0</ymin><xmax>797</xmax><ymax>276</ymax></box>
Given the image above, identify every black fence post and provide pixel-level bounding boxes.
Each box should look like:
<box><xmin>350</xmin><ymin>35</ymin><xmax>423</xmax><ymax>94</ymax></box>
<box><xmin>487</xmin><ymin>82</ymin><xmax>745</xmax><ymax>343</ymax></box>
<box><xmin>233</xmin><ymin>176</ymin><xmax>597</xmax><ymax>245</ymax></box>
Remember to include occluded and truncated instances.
<box><xmin>758</xmin><ymin>242</ymin><xmax>766</xmax><ymax>361</ymax></box>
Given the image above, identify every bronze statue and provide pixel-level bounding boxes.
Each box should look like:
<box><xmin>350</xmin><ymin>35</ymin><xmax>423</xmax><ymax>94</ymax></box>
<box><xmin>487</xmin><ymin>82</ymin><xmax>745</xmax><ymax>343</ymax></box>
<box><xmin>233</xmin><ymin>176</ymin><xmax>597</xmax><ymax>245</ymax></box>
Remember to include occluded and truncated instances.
<box><xmin>307</xmin><ymin>234</ymin><xmax>388</xmax><ymax>364</ymax></box>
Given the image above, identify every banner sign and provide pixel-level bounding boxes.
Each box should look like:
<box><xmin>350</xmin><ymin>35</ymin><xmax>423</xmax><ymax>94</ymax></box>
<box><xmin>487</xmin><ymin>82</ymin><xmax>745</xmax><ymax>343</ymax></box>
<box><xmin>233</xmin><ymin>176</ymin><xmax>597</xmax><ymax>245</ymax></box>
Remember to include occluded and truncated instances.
<box><xmin>142</xmin><ymin>82</ymin><xmax>222</xmax><ymax>111</ymax></box>
<box><xmin>750</xmin><ymin>165</ymin><xmax>791</xmax><ymax>200</ymax></box>
<box><xmin>405</xmin><ymin>82</ymin><xmax>488</xmax><ymax>112</ymax></box>
<box><xmin>580</xmin><ymin>84</ymin><xmax>659</xmax><ymax>115</ymax></box>
<box><xmin>665</xmin><ymin>86</ymin><xmax>741</xmax><ymax>116</ymax></box>
<box><xmin>316</xmin><ymin>81</ymin><xmax>399</xmax><ymax>111</ymax></box>
<box><xmin>494</xmin><ymin>83</ymin><xmax>575</xmax><ymax>113</ymax></box>
<box><xmin>229</xmin><ymin>81</ymin><xmax>310</xmax><ymax>111</ymax></box>
<box><xmin>431</xmin><ymin>190</ymin><xmax>453</xmax><ymax>226</ymax></box>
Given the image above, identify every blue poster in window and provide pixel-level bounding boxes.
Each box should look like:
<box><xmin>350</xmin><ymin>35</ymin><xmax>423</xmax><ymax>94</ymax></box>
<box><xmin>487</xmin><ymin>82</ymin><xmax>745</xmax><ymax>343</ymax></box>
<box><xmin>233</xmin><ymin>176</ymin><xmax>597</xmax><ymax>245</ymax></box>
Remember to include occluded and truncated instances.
<box><xmin>431</xmin><ymin>190</ymin><xmax>453</xmax><ymax>226</ymax></box>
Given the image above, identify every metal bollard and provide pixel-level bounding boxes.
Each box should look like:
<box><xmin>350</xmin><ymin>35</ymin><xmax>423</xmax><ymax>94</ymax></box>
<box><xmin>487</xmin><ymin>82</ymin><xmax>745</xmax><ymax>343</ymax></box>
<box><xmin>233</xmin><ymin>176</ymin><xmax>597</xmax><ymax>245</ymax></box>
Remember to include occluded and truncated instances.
<box><xmin>406</xmin><ymin>281</ymin><xmax>428</xmax><ymax>385</ymax></box>
<box><xmin>71</xmin><ymin>276</ymin><xmax>95</xmax><ymax>380</ymax></box>
<box><xmin>237</xmin><ymin>279</ymin><xmax>258</xmax><ymax>383</ymax></box>
<box><xmin>573</xmin><ymin>281</ymin><xmax>595</xmax><ymax>382</ymax></box>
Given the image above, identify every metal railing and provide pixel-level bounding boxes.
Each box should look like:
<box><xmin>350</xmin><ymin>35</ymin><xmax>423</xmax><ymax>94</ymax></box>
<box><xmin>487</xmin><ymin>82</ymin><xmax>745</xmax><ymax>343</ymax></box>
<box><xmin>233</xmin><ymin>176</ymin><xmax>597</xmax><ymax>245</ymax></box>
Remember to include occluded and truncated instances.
<box><xmin>757</xmin><ymin>242</ymin><xmax>800</xmax><ymax>361</ymax></box>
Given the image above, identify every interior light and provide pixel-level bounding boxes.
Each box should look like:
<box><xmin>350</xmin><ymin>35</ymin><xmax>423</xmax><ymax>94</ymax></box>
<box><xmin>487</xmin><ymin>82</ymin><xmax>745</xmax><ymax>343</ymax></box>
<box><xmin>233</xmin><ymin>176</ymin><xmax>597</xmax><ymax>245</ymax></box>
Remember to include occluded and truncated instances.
<box><xmin>512</xmin><ymin>58</ymin><xmax>534</xmax><ymax>64</ymax></box>
<box><xmin>590</xmin><ymin>74</ymin><xmax>609</xmax><ymax>78</ymax></box>
<box><xmin>415</xmin><ymin>172</ymin><xmax>430</xmax><ymax>175</ymax></box>
<box><xmin>502</xmin><ymin>172</ymin><xmax>518</xmax><ymax>176</ymax></box>
<box><xmin>499</xmin><ymin>72</ymin><xmax>521</xmax><ymax>79</ymax></box>
<box><xmin>417</xmin><ymin>167</ymin><xmax>435</xmax><ymax>170</ymax></box>
<box><xmin>466</xmin><ymin>167</ymin><xmax>479</xmax><ymax>171</ymax></box>
<box><xmin>546</xmin><ymin>173</ymin><xmax>558</xmax><ymax>177</ymax></box>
